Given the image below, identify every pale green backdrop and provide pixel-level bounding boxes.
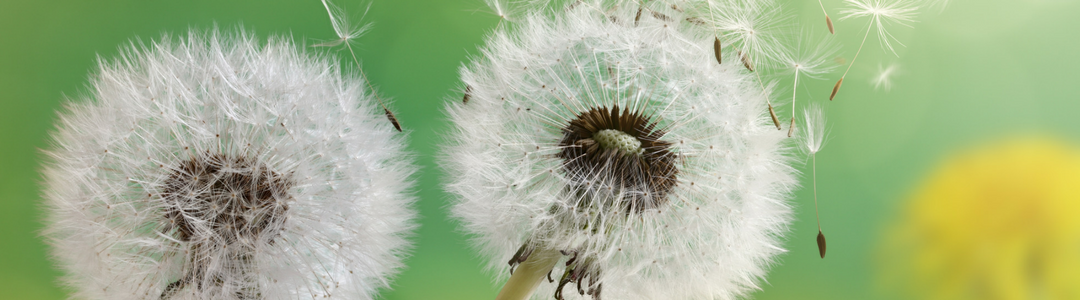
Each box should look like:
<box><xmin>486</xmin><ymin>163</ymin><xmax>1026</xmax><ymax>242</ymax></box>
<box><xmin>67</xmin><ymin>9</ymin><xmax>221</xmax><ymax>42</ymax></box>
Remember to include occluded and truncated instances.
<box><xmin>2</xmin><ymin>0</ymin><xmax>1078</xmax><ymax>299</ymax></box>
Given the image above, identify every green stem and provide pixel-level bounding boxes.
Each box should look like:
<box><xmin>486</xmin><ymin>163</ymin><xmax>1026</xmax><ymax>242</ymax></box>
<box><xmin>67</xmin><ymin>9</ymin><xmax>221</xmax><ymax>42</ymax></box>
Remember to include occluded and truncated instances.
<box><xmin>496</xmin><ymin>248</ymin><xmax>561</xmax><ymax>300</ymax></box>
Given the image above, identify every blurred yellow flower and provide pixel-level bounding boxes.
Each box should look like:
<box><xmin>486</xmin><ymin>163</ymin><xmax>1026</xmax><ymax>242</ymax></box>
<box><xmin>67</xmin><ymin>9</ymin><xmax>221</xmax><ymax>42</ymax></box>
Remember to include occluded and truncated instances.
<box><xmin>881</xmin><ymin>138</ymin><xmax>1080</xmax><ymax>300</ymax></box>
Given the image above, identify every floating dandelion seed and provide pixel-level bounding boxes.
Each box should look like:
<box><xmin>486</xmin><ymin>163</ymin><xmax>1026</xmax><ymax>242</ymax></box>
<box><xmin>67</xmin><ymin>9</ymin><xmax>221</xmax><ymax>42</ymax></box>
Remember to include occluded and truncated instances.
<box><xmin>800</xmin><ymin>104</ymin><xmax>828</xmax><ymax>259</ymax></box>
<box><xmin>779</xmin><ymin>32</ymin><xmax>838</xmax><ymax>137</ymax></box>
<box><xmin>445</xmin><ymin>2</ymin><xmax>805</xmax><ymax>300</ymax></box>
<box><xmin>42</xmin><ymin>29</ymin><xmax>416</xmax><ymax>300</ymax></box>
<box><xmin>872</xmin><ymin>63</ymin><xmax>898</xmax><ymax>91</ymax></box>
<box><xmin>316</xmin><ymin>0</ymin><xmax>401</xmax><ymax>132</ymax></box>
<box><xmin>817</xmin><ymin>0</ymin><xmax>836</xmax><ymax>34</ymax></box>
<box><xmin>831</xmin><ymin>0</ymin><xmax>918</xmax><ymax>100</ymax></box>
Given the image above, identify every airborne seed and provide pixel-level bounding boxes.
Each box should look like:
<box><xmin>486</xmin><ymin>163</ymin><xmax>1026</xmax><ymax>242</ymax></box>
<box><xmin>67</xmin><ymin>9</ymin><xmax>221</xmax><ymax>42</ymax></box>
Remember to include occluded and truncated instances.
<box><xmin>817</xmin><ymin>230</ymin><xmax>827</xmax><ymax>258</ymax></box>
<box><xmin>830</xmin><ymin>78</ymin><xmax>844</xmax><ymax>101</ymax></box>
<box><xmin>385</xmin><ymin>108</ymin><xmax>402</xmax><ymax>132</ymax></box>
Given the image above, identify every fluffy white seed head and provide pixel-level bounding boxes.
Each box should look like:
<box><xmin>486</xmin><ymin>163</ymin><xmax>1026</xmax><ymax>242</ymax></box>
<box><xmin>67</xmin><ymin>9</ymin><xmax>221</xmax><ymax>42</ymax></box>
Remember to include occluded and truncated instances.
<box><xmin>446</xmin><ymin>2</ymin><xmax>807</xmax><ymax>299</ymax></box>
<box><xmin>42</xmin><ymin>28</ymin><xmax>416</xmax><ymax>300</ymax></box>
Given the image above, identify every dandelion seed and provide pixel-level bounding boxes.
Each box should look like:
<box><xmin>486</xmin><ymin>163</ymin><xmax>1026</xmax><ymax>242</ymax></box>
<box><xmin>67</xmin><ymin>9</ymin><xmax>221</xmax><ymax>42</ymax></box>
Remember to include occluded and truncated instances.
<box><xmin>446</xmin><ymin>3</ymin><xmax>804</xmax><ymax>300</ymax></box>
<box><xmin>42</xmin><ymin>29</ymin><xmax>416</xmax><ymax>300</ymax></box>
<box><xmin>318</xmin><ymin>0</ymin><xmax>402</xmax><ymax>131</ymax></box>
<box><xmin>778</xmin><ymin>32</ymin><xmax>838</xmax><ymax>133</ymax></box>
<box><xmin>651</xmin><ymin>11</ymin><xmax>673</xmax><ymax>22</ymax></box>
<box><xmin>316</xmin><ymin>0</ymin><xmax>372</xmax><ymax>48</ymax></box>
<box><xmin>801</xmin><ymin>104</ymin><xmax>828</xmax><ymax>259</ymax></box>
<box><xmin>872</xmin><ymin>63</ymin><xmax>898</xmax><ymax>91</ymax></box>
<box><xmin>768</xmin><ymin>103</ymin><xmax>781</xmax><ymax>130</ymax></box>
<box><xmin>826</xmin><ymin>16</ymin><xmax>835</xmax><ymax>34</ymax></box>
<box><xmin>385</xmin><ymin>108</ymin><xmax>402</xmax><ymax>132</ymax></box>
<box><xmin>830</xmin><ymin>78</ymin><xmax>843</xmax><ymax>101</ymax></box>
<box><xmin>713</xmin><ymin>37</ymin><xmax>722</xmax><ymax>65</ymax></box>
<box><xmin>832</xmin><ymin>0</ymin><xmax>918</xmax><ymax>100</ymax></box>
<box><xmin>686</xmin><ymin>16</ymin><xmax>707</xmax><ymax>25</ymax></box>
<box><xmin>739</xmin><ymin>50</ymin><xmax>755</xmax><ymax>71</ymax></box>
<box><xmin>817</xmin><ymin>0</ymin><xmax>836</xmax><ymax>34</ymax></box>
<box><xmin>463</xmin><ymin>85</ymin><xmax>474</xmax><ymax>104</ymax></box>
<box><xmin>840</xmin><ymin>0</ymin><xmax>918</xmax><ymax>56</ymax></box>
<box><xmin>817</xmin><ymin>231</ymin><xmax>828</xmax><ymax>258</ymax></box>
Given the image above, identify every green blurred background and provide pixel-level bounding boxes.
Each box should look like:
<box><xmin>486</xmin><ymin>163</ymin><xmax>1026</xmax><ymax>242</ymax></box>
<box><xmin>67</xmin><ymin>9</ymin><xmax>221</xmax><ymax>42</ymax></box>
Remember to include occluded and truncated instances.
<box><xmin>2</xmin><ymin>0</ymin><xmax>1079</xmax><ymax>299</ymax></box>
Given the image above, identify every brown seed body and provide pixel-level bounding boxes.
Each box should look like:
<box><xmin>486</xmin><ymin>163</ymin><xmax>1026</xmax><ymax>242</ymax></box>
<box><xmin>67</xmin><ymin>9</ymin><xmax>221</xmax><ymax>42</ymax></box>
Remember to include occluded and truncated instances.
<box><xmin>739</xmin><ymin>51</ymin><xmax>754</xmax><ymax>72</ymax></box>
<box><xmin>817</xmin><ymin>230</ymin><xmax>828</xmax><ymax>258</ymax></box>
<box><xmin>788</xmin><ymin>118</ymin><xmax>796</xmax><ymax>137</ymax></box>
<box><xmin>713</xmin><ymin>37</ymin><xmax>723</xmax><ymax>65</ymax></box>
<box><xmin>385</xmin><ymin>108</ymin><xmax>402</xmax><ymax>132</ymax></box>
<box><xmin>830</xmin><ymin>78</ymin><xmax>844</xmax><ymax>101</ymax></box>
<box><xmin>826</xmin><ymin>16</ymin><xmax>835</xmax><ymax>34</ymax></box>
<box><xmin>685</xmin><ymin>17</ymin><xmax>707</xmax><ymax>26</ymax></box>
<box><xmin>651</xmin><ymin>11</ymin><xmax>673</xmax><ymax>22</ymax></box>
<box><xmin>768</xmin><ymin>104</ymin><xmax>781</xmax><ymax>130</ymax></box>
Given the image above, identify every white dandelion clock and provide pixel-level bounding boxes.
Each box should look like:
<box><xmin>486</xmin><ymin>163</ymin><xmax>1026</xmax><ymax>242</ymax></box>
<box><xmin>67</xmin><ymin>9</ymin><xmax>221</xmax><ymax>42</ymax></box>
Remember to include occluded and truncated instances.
<box><xmin>444</xmin><ymin>2</ymin><xmax>807</xmax><ymax>300</ymax></box>
<box><xmin>42</xmin><ymin>29</ymin><xmax>416</xmax><ymax>300</ymax></box>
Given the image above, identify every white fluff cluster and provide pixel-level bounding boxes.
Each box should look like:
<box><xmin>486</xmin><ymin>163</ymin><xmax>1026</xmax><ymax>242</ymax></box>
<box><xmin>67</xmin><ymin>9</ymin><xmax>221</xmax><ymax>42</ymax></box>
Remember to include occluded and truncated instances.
<box><xmin>445</xmin><ymin>1</ymin><xmax>807</xmax><ymax>299</ymax></box>
<box><xmin>42</xmin><ymin>29</ymin><xmax>415</xmax><ymax>300</ymax></box>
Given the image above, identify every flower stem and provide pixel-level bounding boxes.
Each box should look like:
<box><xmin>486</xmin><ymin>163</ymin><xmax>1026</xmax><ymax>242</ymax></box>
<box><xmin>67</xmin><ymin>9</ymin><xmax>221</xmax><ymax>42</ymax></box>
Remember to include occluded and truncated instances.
<box><xmin>497</xmin><ymin>247</ymin><xmax>561</xmax><ymax>300</ymax></box>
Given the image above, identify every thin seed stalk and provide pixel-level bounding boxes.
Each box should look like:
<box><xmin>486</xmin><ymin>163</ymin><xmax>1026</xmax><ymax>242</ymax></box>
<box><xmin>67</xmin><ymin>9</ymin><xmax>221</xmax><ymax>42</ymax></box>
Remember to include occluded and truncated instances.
<box><xmin>497</xmin><ymin>248</ymin><xmax>562</xmax><ymax>300</ymax></box>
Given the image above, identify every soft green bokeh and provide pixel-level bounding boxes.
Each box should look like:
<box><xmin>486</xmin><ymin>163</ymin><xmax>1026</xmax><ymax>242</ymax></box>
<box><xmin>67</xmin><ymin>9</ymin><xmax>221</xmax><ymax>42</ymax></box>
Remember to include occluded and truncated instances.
<box><xmin>2</xmin><ymin>0</ymin><xmax>1078</xmax><ymax>299</ymax></box>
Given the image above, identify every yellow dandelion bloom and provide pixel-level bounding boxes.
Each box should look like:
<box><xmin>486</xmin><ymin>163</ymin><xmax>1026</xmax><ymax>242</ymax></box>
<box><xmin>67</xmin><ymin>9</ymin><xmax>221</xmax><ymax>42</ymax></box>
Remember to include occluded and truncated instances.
<box><xmin>880</xmin><ymin>138</ymin><xmax>1080</xmax><ymax>300</ymax></box>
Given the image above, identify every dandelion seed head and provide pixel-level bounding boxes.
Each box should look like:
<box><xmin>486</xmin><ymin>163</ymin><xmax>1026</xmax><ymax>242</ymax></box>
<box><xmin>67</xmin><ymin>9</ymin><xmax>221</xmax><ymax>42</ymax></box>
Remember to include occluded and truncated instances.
<box><xmin>445</xmin><ymin>3</ymin><xmax>804</xmax><ymax>299</ymax></box>
<box><xmin>42</xmin><ymin>28</ymin><xmax>416</xmax><ymax>300</ymax></box>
